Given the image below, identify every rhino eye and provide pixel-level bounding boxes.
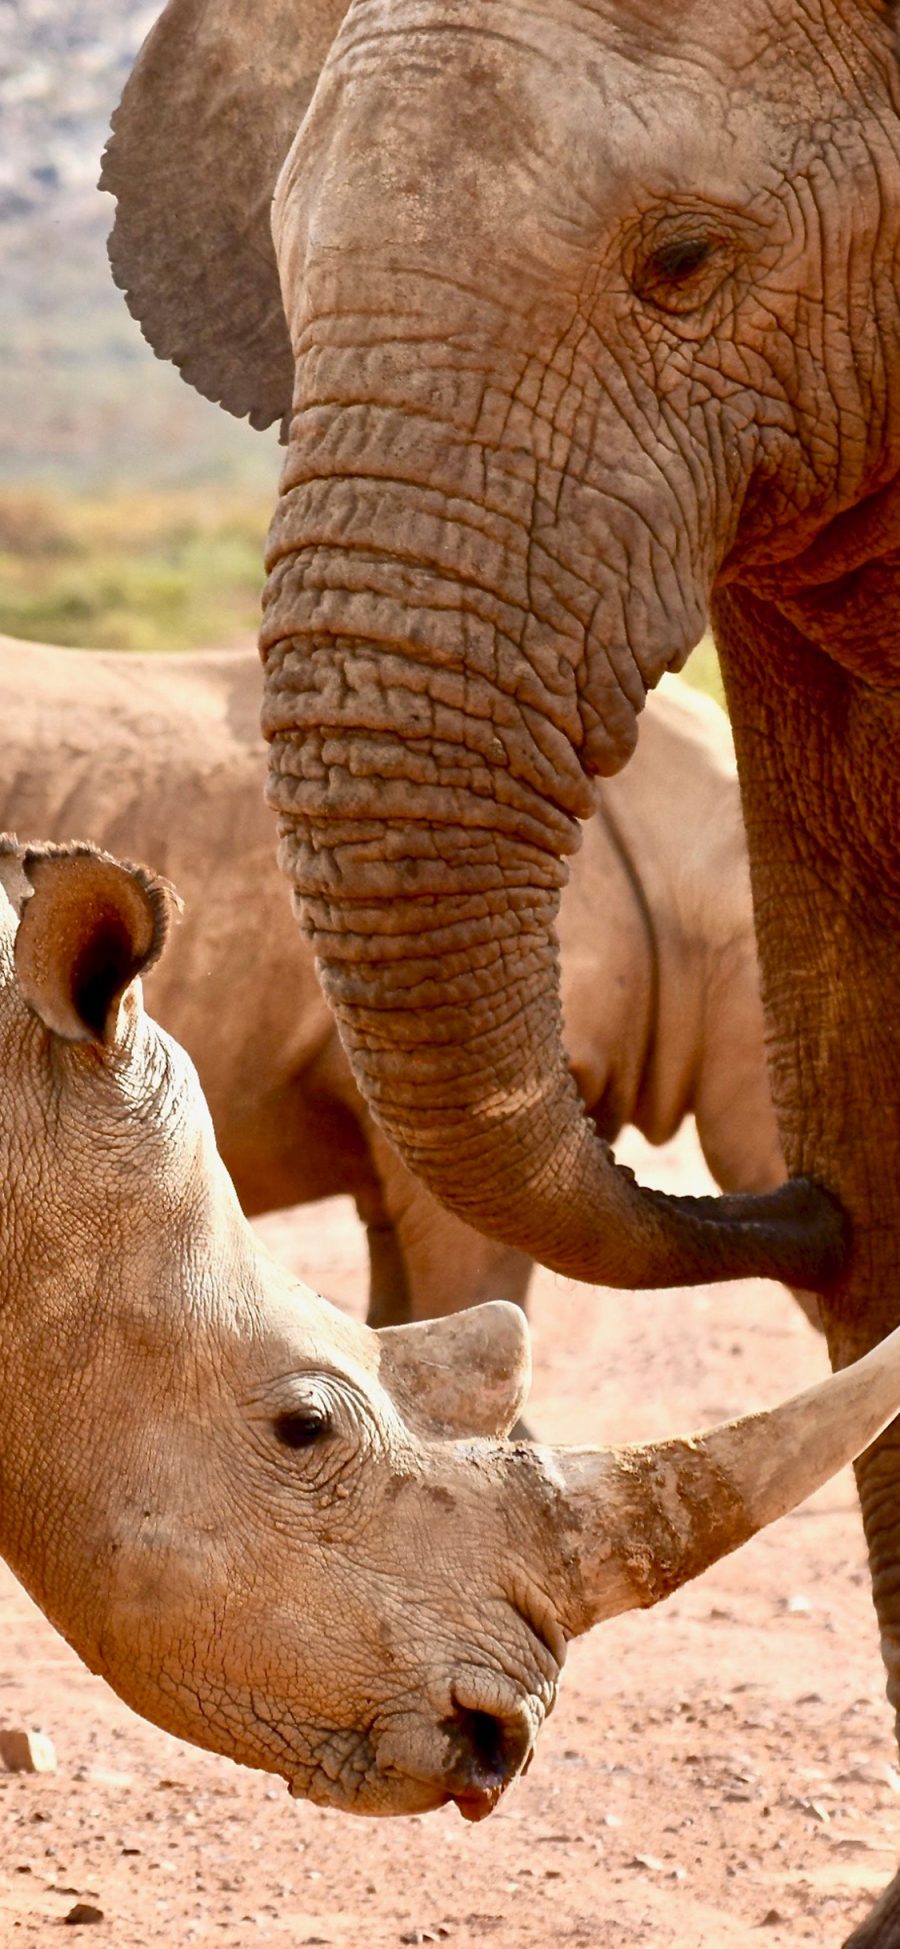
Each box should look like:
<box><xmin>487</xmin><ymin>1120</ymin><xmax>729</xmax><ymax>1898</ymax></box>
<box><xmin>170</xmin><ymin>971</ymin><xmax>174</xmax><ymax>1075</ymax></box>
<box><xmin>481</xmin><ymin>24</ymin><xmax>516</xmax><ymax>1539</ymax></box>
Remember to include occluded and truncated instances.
<box><xmin>272</xmin><ymin>1404</ymin><xmax>331</xmax><ymax>1450</ymax></box>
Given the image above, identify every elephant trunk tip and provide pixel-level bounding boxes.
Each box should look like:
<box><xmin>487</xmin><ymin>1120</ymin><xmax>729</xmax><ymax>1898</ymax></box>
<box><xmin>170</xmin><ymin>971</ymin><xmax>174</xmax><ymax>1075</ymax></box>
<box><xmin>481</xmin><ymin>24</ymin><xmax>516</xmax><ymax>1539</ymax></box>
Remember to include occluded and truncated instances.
<box><xmin>658</xmin><ymin>1172</ymin><xmax>851</xmax><ymax>1293</ymax></box>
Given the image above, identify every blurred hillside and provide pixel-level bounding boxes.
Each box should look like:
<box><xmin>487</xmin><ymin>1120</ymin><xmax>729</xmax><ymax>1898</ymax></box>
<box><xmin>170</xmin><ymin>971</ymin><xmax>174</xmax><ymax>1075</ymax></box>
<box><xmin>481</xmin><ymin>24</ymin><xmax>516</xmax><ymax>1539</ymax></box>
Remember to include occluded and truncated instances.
<box><xmin>0</xmin><ymin>0</ymin><xmax>278</xmax><ymax>492</ymax></box>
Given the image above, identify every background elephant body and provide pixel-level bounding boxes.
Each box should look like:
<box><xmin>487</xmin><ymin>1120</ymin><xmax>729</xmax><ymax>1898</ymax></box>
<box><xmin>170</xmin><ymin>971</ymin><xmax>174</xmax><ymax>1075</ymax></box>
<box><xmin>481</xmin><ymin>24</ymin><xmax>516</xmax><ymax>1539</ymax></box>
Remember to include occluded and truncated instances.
<box><xmin>1</xmin><ymin>635</ymin><xmax>784</xmax><ymax>1323</ymax></box>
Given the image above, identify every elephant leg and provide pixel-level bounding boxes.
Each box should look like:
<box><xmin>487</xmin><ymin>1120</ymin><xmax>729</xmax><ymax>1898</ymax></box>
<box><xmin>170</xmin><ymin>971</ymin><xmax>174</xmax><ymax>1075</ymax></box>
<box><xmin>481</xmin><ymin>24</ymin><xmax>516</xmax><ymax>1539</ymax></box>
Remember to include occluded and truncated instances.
<box><xmin>832</xmin><ymin>1426</ymin><xmax>900</xmax><ymax>1946</ymax></box>
<box><xmin>714</xmin><ymin>591</ymin><xmax>900</xmax><ymax>1945</ymax></box>
<box><xmin>363</xmin><ymin>1212</ymin><xmax>413</xmax><ymax>1329</ymax></box>
<box><xmin>365</xmin><ymin>1121</ymin><xmax>535</xmax><ymax>1323</ymax></box>
<box><xmin>844</xmin><ymin>1864</ymin><xmax>900</xmax><ymax>1949</ymax></box>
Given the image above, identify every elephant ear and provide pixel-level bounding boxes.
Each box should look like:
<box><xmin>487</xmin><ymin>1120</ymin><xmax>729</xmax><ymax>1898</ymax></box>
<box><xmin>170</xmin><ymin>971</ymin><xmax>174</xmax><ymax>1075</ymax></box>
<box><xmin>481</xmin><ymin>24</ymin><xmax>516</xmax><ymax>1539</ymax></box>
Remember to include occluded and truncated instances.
<box><xmin>100</xmin><ymin>0</ymin><xmax>348</xmax><ymax>432</ymax></box>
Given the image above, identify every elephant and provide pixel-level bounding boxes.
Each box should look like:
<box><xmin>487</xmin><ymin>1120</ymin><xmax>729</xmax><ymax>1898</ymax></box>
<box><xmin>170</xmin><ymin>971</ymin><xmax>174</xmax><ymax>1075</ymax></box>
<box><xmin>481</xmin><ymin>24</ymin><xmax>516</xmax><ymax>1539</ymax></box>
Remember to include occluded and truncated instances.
<box><xmin>102</xmin><ymin>2</ymin><xmax>900</xmax><ymax>1936</ymax></box>
<box><xmin>1</xmin><ymin>832</ymin><xmax>893</xmax><ymax>1832</ymax></box>
<box><xmin>1</xmin><ymin>632</ymin><xmax>791</xmax><ymax>1326</ymax></box>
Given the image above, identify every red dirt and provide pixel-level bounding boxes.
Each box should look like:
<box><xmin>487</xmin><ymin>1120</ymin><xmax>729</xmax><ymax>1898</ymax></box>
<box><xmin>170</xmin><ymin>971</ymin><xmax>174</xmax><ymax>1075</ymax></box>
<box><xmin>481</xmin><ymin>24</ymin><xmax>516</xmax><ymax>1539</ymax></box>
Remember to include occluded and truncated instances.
<box><xmin>1</xmin><ymin>1126</ymin><xmax>896</xmax><ymax>1948</ymax></box>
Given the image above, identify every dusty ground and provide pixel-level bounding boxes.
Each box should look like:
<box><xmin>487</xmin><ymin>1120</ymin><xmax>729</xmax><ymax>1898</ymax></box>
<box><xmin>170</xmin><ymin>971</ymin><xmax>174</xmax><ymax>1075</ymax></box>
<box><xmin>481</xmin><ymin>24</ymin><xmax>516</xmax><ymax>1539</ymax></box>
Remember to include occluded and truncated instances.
<box><xmin>1</xmin><ymin>1125</ymin><xmax>898</xmax><ymax>1948</ymax></box>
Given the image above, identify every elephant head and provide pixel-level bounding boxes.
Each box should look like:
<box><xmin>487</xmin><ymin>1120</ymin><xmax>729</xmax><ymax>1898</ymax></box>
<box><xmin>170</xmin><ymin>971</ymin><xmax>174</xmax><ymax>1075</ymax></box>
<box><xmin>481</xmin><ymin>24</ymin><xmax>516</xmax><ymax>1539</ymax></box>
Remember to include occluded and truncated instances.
<box><xmin>101</xmin><ymin>4</ymin><xmax>900</xmax><ymax>1294</ymax></box>
<box><xmin>4</xmin><ymin>833</ymin><xmax>900</xmax><ymax>1818</ymax></box>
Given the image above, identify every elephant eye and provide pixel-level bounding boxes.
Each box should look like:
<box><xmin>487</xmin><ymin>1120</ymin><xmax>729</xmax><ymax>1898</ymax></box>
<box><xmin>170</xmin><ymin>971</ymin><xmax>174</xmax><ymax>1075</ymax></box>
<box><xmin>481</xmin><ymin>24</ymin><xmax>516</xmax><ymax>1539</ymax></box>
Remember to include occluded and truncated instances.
<box><xmin>633</xmin><ymin>228</ymin><xmax>729</xmax><ymax>314</ymax></box>
<box><xmin>272</xmin><ymin>1403</ymin><xmax>331</xmax><ymax>1450</ymax></box>
<box><xmin>651</xmin><ymin>237</ymin><xmax>713</xmax><ymax>282</ymax></box>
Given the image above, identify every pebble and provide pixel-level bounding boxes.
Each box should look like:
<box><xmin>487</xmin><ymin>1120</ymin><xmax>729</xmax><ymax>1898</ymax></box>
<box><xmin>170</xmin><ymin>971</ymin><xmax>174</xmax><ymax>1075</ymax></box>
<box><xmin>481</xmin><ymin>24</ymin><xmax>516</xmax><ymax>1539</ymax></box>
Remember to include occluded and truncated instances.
<box><xmin>0</xmin><ymin>1728</ymin><xmax>57</xmax><ymax>1774</ymax></box>
<box><xmin>64</xmin><ymin>1904</ymin><xmax>104</xmax><ymax>1926</ymax></box>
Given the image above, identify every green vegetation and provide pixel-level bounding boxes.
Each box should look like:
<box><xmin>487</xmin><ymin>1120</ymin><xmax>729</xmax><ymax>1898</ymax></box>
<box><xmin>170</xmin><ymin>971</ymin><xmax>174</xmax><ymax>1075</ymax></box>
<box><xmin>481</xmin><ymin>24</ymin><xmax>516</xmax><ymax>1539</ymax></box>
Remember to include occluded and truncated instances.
<box><xmin>0</xmin><ymin>487</ymin><xmax>273</xmax><ymax>651</ymax></box>
<box><xmin>0</xmin><ymin>482</ymin><xmax>727</xmax><ymax>707</ymax></box>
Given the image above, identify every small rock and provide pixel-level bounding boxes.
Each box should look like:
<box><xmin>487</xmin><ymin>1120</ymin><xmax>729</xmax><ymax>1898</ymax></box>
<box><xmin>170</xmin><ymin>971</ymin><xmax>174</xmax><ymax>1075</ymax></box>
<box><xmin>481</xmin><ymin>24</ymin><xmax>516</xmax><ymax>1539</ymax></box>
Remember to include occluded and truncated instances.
<box><xmin>0</xmin><ymin>1729</ymin><xmax>57</xmax><ymax>1775</ymax></box>
<box><xmin>758</xmin><ymin>1912</ymin><xmax>785</xmax><ymax>1929</ymax></box>
<box><xmin>64</xmin><ymin>1905</ymin><xmax>104</xmax><ymax>1927</ymax></box>
<box><xmin>630</xmin><ymin>1854</ymin><xmax>665</xmax><ymax>1873</ymax></box>
<box><xmin>81</xmin><ymin>1767</ymin><xmax>132</xmax><ymax>1791</ymax></box>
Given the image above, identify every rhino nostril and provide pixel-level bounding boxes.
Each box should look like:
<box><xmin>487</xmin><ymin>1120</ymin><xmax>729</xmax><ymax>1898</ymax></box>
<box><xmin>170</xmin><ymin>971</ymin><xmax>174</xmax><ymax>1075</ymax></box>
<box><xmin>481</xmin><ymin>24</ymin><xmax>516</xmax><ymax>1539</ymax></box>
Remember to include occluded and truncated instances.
<box><xmin>442</xmin><ymin>1695</ymin><xmax>533</xmax><ymax>1800</ymax></box>
<box><xmin>454</xmin><ymin>1706</ymin><xmax>508</xmax><ymax>1779</ymax></box>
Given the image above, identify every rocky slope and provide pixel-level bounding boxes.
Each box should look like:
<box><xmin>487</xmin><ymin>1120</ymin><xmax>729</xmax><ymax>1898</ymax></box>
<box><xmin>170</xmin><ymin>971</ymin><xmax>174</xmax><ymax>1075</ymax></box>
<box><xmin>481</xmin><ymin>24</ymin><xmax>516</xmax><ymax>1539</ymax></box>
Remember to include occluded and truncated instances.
<box><xmin>0</xmin><ymin>0</ymin><xmax>276</xmax><ymax>488</ymax></box>
<box><xmin>0</xmin><ymin>0</ymin><xmax>158</xmax><ymax>230</ymax></box>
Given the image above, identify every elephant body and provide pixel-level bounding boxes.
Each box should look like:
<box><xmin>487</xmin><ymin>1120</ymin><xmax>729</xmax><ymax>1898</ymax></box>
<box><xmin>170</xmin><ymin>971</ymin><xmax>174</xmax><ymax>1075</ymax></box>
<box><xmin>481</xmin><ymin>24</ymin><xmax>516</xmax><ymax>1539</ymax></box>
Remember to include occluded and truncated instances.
<box><xmin>1</xmin><ymin>635</ymin><xmax>783</xmax><ymax>1321</ymax></box>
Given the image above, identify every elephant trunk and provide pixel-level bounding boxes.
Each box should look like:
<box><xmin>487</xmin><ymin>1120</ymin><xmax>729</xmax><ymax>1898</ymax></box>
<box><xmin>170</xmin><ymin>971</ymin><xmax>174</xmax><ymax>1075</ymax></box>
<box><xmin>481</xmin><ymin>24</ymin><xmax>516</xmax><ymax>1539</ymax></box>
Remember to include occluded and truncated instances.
<box><xmin>260</xmin><ymin>359</ymin><xmax>845</xmax><ymax>1292</ymax></box>
<box><xmin>263</xmin><ymin>639</ymin><xmax>842</xmax><ymax>1290</ymax></box>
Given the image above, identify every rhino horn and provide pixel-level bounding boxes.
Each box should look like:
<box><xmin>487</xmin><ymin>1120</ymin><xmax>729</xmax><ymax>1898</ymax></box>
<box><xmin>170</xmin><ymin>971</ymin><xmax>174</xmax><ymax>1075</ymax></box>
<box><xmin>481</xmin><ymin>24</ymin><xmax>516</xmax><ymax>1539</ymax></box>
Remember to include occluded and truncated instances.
<box><xmin>542</xmin><ymin>1324</ymin><xmax>900</xmax><ymax>1635</ymax></box>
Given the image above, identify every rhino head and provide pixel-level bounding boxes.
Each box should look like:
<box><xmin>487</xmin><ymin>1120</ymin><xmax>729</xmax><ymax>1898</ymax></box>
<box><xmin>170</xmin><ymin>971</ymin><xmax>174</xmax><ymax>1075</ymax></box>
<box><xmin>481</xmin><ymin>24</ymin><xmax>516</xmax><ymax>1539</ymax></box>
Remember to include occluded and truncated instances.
<box><xmin>0</xmin><ymin>834</ymin><xmax>895</xmax><ymax>1820</ymax></box>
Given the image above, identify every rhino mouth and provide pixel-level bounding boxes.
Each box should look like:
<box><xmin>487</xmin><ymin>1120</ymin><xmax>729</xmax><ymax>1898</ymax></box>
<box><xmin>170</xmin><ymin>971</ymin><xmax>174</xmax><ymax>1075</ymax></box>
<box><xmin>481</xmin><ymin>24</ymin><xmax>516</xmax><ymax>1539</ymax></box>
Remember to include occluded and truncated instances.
<box><xmin>285</xmin><ymin>1766</ymin><xmax>452</xmax><ymax>1815</ymax></box>
<box><xmin>451</xmin><ymin>1784</ymin><xmax>507</xmax><ymax>1823</ymax></box>
<box><xmin>282</xmin><ymin>1670</ymin><xmax>551</xmax><ymax>1819</ymax></box>
<box><xmin>281</xmin><ymin>1593</ymin><xmax>562</xmax><ymax>1819</ymax></box>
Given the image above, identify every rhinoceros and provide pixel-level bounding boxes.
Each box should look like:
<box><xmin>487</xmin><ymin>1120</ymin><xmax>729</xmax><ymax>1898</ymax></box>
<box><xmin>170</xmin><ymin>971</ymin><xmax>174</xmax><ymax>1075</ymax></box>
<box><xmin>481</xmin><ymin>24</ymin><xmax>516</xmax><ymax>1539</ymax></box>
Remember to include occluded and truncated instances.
<box><xmin>0</xmin><ymin>634</ymin><xmax>787</xmax><ymax>1327</ymax></box>
<box><xmin>0</xmin><ymin>829</ymin><xmax>896</xmax><ymax>1819</ymax></box>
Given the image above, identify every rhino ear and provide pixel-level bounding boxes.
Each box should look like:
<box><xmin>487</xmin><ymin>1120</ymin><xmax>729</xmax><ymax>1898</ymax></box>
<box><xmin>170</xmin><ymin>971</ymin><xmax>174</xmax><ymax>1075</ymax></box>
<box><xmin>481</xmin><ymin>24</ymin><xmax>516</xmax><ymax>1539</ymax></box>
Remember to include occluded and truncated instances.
<box><xmin>100</xmin><ymin>0</ymin><xmax>348</xmax><ymax>433</ymax></box>
<box><xmin>11</xmin><ymin>844</ymin><xmax>177</xmax><ymax>1048</ymax></box>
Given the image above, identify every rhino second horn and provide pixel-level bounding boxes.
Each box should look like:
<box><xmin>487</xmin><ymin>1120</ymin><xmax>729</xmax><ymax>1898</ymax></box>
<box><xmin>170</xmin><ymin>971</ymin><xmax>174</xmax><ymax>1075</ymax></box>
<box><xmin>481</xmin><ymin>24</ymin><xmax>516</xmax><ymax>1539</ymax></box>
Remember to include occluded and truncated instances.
<box><xmin>542</xmin><ymin>1322</ymin><xmax>900</xmax><ymax>1636</ymax></box>
<box><xmin>378</xmin><ymin>1300</ymin><xmax>532</xmax><ymax>1439</ymax></box>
